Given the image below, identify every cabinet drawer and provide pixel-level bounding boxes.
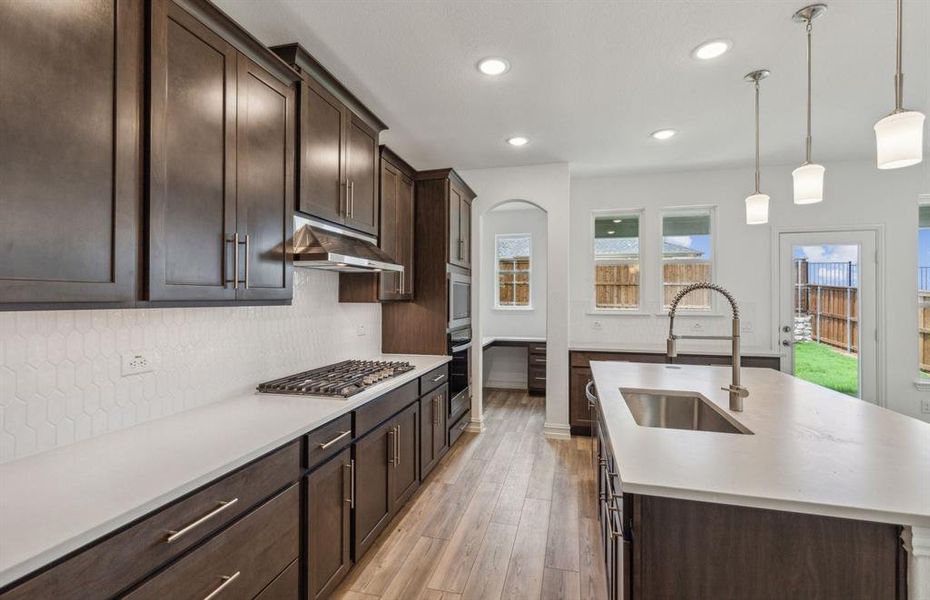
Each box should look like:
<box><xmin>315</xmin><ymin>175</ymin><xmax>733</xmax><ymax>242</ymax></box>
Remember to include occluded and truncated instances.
<box><xmin>0</xmin><ymin>442</ymin><xmax>300</xmax><ymax>600</ymax></box>
<box><xmin>449</xmin><ymin>410</ymin><xmax>470</xmax><ymax>447</ymax></box>
<box><xmin>306</xmin><ymin>414</ymin><xmax>353</xmax><ymax>469</ymax></box>
<box><xmin>528</xmin><ymin>365</ymin><xmax>547</xmax><ymax>390</ymax></box>
<box><xmin>419</xmin><ymin>364</ymin><xmax>449</xmax><ymax>395</ymax></box>
<box><xmin>255</xmin><ymin>559</ymin><xmax>298</xmax><ymax>600</ymax></box>
<box><xmin>354</xmin><ymin>380</ymin><xmax>418</xmax><ymax>437</ymax></box>
<box><xmin>529</xmin><ymin>354</ymin><xmax>547</xmax><ymax>367</ymax></box>
<box><xmin>449</xmin><ymin>389</ymin><xmax>469</xmax><ymax>423</ymax></box>
<box><xmin>125</xmin><ymin>483</ymin><xmax>300</xmax><ymax>600</ymax></box>
<box><xmin>529</xmin><ymin>344</ymin><xmax>547</xmax><ymax>355</ymax></box>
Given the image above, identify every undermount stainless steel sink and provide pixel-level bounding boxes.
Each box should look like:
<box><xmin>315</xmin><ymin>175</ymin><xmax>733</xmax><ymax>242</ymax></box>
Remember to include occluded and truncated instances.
<box><xmin>620</xmin><ymin>388</ymin><xmax>753</xmax><ymax>434</ymax></box>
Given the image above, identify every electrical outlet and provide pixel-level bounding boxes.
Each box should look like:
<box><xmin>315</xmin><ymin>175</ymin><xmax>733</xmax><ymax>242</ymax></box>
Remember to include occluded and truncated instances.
<box><xmin>921</xmin><ymin>399</ymin><xmax>930</xmax><ymax>414</ymax></box>
<box><xmin>691</xmin><ymin>322</ymin><xmax>704</xmax><ymax>332</ymax></box>
<box><xmin>356</xmin><ymin>324</ymin><xmax>367</xmax><ymax>337</ymax></box>
<box><xmin>592</xmin><ymin>321</ymin><xmax>603</xmax><ymax>331</ymax></box>
<box><xmin>121</xmin><ymin>352</ymin><xmax>154</xmax><ymax>376</ymax></box>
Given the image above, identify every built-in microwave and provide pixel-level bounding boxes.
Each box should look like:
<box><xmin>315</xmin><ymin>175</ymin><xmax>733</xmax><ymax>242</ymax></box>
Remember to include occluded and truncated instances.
<box><xmin>448</xmin><ymin>271</ymin><xmax>471</xmax><ymax>330</ymax></box>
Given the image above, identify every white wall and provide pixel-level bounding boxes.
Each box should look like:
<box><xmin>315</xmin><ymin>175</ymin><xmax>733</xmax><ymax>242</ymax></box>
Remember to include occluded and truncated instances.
<box><xmin>481</xmin><ymin>207</ymin><xmax>548</xmax><ymax>389</ymax></box>
<box><xmin>460</xmin><ymin>163</ymin><xmax>572</xmax><ymax>437</ymax></box>
<box><xmin>0</xmin><ymin>270</ymin><xmax>381</xmax><ymax>463</ymax></box>
<box><xmin>571</xmin><ymin>158</ymin><xmax>930</xmax><ymax>421</ymax></box>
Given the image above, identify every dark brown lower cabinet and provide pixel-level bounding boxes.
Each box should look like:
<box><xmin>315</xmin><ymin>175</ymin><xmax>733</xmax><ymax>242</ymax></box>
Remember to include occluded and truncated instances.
<box><xmin>352</xmin><ymin>401</ymin><xmax>420</xmax><ymax>560</ymax></box>
<box><xmin>420</xmin><ymin>384</ymin><xmax>449</xmax><ymax>478</ymax></box>
<box><xmin>124</xmin><ymin>483</ymin><xmax>299</xmax><ymax>600</ymax></box>
<box><xmin>306</xmin><ymin>448</ymin><xmax>352</xmax><ymax>600</ymax></box>
<box><xmin>255</xmin><ymin>560</ymin><xmax>298</xmax><ymax>599</ymax></box>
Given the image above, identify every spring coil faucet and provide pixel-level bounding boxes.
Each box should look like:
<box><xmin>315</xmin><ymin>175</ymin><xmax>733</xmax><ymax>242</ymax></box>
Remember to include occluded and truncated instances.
<box><xmin>666</xmin><ymin>282</ymin><xmax>749</xmax><ymax>411</ymax></box>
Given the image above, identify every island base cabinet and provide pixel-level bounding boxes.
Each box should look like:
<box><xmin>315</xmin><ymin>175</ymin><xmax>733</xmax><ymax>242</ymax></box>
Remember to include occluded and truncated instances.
<box><xmin>630</xmin><ymin>495</ymin><xmax>905</xmax><ymax>600</ymax></box>
<box><xmin>306</xmin><ymin>448</ymin><xmax>352</xmax><ymax>600</ymax></box>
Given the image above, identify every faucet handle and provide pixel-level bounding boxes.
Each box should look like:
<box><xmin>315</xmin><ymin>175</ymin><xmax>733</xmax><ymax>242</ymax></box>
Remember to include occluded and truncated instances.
<box><xmin>722</xmin><ymin>384</ymin><xmax>749</xmax><ymax>399</ymax></box>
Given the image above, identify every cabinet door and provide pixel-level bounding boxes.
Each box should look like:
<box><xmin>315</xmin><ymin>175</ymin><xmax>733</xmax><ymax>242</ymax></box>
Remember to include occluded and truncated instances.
<box><xmin>299</xmin><ymin>77</ymin><xmax>345</xmax><ymax>223</ymax></box>
<box><xmin>149</xmin><ymin>0</ymin><xmax>237</xmax><ymax>301</ymax></box>
<box><xmin>235</xmin><ymin>54</ymin><xmax>294</xmax><ymax>301</ymax></box>
<box><xmin>378</xmin><ymin>160</ymin><xmax>401</xmax><ymax>299</ymax></box>
<box><xmin>345</xmin><ymin>114</ymin><xmax>378</xmax><ymax>235</ymax></box>
<box><xmin>419</xmin><ymin>384</ymin><xmax>448</xmax><ymax>479</ymax></box>
<box><xmin>306</xmin><ymin>448</ymin><xmax>352</xmax><ymax>600</ymax></box>
<box><xmin>0</xmin><ymin>0</ymin><xmax>141</xmax><ymax>305</ymax></box>
<box><xmin>391</xmin><ymin>401</ymin><xmax>420</xmax><ymax>509</ymax></box>
<box><xmin>459</xmin><ymin>194</ymin><xmax>472</xmax><ymax>269</ymax></box>
<box><xmin>448</xmin><ymin>184</ymin><xmax>463</xmax><ymax>266</ymax></box>
<box><xmin>570</xmin><ymin>367</ymin><xmax>593</xmax><ymax>430</ymax></box>
<box><xmin>352</xmin><ymin>419</ymin><xmax>393</xmax><ymax>559</ymax></box>
<box><xmin>397</xmin><ymin>175</ymin><xmax>415</xmax><ymax>297</ymax></box>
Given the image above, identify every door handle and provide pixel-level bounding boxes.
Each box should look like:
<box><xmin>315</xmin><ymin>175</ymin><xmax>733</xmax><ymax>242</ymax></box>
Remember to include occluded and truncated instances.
<box><xmin>344</xmin><ymin>460</ymin><xmax>355</xmax><ymax>507</ymax></box>
<box><xmin>782</xmin><ymin>339</ymin><xmax>795</xmax><ymax>347</ymax></box>
<box><xmin>395</xmin><ymin>424</ymin><xmax>401</xmax><ymax>466</ymax></box>
<box><xmin>226</xmin><ymin>233</ymin><xmax>239</xmax><ymax>288</ymax></box>
<box><xmin>243</xmin><ymin>234</ymin><xmax>250</xmax><ymax>289</ymax></box>
<box><xmin>349</xmin><ymin>180</ymin><xmax>355</xmax><ymax>218</ymax></box>
<box><xmin>388</xmin><ymin>427</ymin><xmax>396</xmax><ymax>467</ymax></box>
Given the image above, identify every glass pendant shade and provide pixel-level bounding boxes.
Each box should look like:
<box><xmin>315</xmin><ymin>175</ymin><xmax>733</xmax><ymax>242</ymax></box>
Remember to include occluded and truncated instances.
<box><xmin>874</xmin><ymin>110</ymin><xmax>925</xmax><ymax>169</ymax></box>
<box><xmin>745</xmin><ymin>193</ymin><xmax>770</xmax><ymax>225</ymax></box>
<box><xmin>792</xmin><ymin>163</ymin><xmax>825</xmax><ymax>204</ymax></box>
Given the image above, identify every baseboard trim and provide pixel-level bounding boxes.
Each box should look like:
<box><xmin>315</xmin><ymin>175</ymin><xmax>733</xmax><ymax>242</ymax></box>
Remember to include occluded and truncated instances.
<box><xmin>465</xmin><ymin>416</ymin><xmax>485</xmax><ymax>433</ymax></box>
<box><xmin>543</xmin><ymin>422</ymin><xmax>571</xmax><ymax>440</ymax></box>
<box><xmin>483</xmin><ymin>380</ymin><xmax>526</xmax><ymax>390</ymax></box>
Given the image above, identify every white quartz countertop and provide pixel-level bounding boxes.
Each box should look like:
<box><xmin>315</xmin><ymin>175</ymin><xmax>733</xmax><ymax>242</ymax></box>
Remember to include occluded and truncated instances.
<box><xmin>0</xmin><ymin>354</ymin><xmax>450</xmax><ymax>588</ymax></box>
<box><xmin>590</xmin><ymin>361</ymin><xmax>930</xmax><ymax>528</ymax></box>
<box><xmin>571</xmin><ymin>341</ymin><xmax>780</xmax><ymax>357</ymax></box>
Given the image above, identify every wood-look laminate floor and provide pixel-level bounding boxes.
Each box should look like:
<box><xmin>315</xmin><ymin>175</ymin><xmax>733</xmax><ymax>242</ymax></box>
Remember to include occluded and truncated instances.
<box><xmin>332</xmin><ymin>389</ymin><xmax>608</xmax><ymax>600</ymax></box>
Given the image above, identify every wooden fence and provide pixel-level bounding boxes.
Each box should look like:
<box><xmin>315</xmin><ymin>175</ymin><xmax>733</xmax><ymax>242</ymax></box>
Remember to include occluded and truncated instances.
<box><xmin>794</xmin><ymin>259</ymin><xmax>858</xmax><ymax>353</ymax></box>
<box><xmin>594</xmin><ymin>262</ymin><xmax>711</xmax><ymax>309</ymax></box>
<box><xmin>919</xmin><ymin>292</ymin><xmax>930</xmax><ymax>372</ymax></box>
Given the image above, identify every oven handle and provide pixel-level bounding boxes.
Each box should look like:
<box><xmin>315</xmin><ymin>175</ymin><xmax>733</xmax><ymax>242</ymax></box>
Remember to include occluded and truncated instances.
<box><xmin>450</xmin><ymin>342</ymin><xmax>472</xmax><ymax>353</ymax></box>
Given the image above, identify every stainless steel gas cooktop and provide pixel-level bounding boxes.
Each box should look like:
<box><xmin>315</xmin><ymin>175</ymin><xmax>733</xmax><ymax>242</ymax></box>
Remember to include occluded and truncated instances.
<box><xmin>257</xmin><ymin>360</ymin><xmax>415</xmax><ymax>398</ymax></box>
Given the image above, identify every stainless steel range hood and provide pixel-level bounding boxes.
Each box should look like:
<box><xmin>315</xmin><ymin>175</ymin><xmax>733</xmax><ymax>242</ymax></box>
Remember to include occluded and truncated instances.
<box><xmin>292</xmin><ymin>215</ymin><xmax>403</xmax><ymax>273</ymax></box>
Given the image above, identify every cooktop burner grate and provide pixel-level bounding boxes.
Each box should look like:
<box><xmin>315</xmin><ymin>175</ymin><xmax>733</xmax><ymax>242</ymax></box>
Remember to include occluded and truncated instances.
<box><xmin>257</xmin><ymin>360</ymin><xmax>415</xmax><ymax>398</ymax></box>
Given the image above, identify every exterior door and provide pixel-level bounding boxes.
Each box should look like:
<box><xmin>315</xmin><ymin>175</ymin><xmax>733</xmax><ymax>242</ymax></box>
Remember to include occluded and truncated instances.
<box><xmin>0</xmin><ymin>0</ymin><xmax>141</xmax><ymax>305</ymax></box>
<box><xmin>306</xmin><ymin>448</ymin><xmax>352</xmax><ymax>600</ymax></box>
<box><xmin>299</xmin><ymin>77</ymin><xmax>345</xmax><ymax>223</ymax></box>
<box><xmin>234</xmin><ymin>54</ymin><xmax>294</xmax><ymax>301</ymax></box>
<box><xmin>345</xmin><ymin>114</ymin><xmax>378</xmax><ymax>235</ymax></box>
<box><xmin>778</xmin><ymin>230</ymin><xmax>878</xmax><ymax>403</ymax></box>
<box><xmin>149</xmin><ymin>0</ymin><xmax>237</xmax><ymax>301</ymax></box>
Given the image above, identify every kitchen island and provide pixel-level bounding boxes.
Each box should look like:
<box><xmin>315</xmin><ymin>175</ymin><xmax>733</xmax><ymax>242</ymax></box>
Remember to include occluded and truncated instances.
<box><xmin>589</xmin><ymin>361</ymin><xmax>929</xmax><ymax>600</ymax></box>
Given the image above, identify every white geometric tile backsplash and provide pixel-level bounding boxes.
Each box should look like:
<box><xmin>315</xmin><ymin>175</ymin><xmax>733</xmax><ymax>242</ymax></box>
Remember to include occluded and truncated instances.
<box><xmin>0</xmin><ymin>269</ymin><xmax>380</xmax><ymax>464</ymax></box>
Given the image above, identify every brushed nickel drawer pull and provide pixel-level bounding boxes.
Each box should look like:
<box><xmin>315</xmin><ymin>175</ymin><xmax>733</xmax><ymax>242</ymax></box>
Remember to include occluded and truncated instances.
<box><xmin>202</xmin><ymin>571</ymin><xmax>241</xmax><ymax>600</ymax></box>
<box><xmin>431</xmin><ymin>373</ymin><xmax>446</xmax><ymax>383</ymax></box>
<box><xmin>319</xmin><ymin>430</ymin><xmax>351</xmax><ymax>450</ymax></box>
<box><xmin>165</xmin><ymin>498</ymin><xmax>239</xmax><ymax>543</ymax></box>
<box><xmin>388</xmin><ymin>427</ymin><xmax>397</xmax><ymax>466</ymax></box>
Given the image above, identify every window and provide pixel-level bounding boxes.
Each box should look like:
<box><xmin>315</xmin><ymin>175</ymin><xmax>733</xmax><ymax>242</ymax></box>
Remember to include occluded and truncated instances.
<box><xmin>919</xmin><ymin>205</ymin><xmax>930</xmax><ymax>380</ymax></box>
<box><xmin>593</xmin><ymin>213</ymin><xmax>641</xmax><ymax>309</ymax></box>
<box><xmin>496</xmin><ymin>234</ymin><xmax>531</xmax><ymax>308</ymax></box>
<box><xmin>661</xmin><ymin>210</ymin><xmax>713</xmax><ymax>310</ymax></box>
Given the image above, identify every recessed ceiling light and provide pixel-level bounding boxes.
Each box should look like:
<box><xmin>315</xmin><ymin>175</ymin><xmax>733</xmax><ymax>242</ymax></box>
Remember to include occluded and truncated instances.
<box><xmin>650</xmin><ymin>129</ymin><xmax>678</xmax><ymax>140</ymax></box>
<box><xmin>507</xmin><ymin>136</ymin><xmax>529</xmax><ymax>147</ymax></box>
<box><xmin>478</xmin><ymin>57</ymin><xmax>510</xmax><ymax>76</ymax></box>
<box><xmin>612</xmin><ymin>218</ymin><xmax>623</xmax><ymax>223</ymax></box>
<box><xmin>691</xmin><ymin>39</ymin><xmax>732</xmax><ymax>60</ymax></box>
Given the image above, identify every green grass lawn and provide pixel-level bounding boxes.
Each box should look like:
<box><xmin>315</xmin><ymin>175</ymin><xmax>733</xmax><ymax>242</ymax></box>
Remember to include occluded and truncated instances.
<box><xmin>794</xmin><ymin>341</ymin><xmax>859</xmax><ymax>397</ymax></box>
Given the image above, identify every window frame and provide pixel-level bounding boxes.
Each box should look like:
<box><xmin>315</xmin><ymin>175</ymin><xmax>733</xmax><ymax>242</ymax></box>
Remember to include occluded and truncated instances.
<box><xmin>916</xmin><ymin>195</ymin><xmax>930</xmax><ymax>390</ymax></box>
<box><xmin>658</xmin><ymin>206</ymin><xmax>718</xmax><ymax>315</ymax></box>
<box><xmin>589</xmin><ymin>208</ymin><xmax>645</xmax><ymax>314</ymax></box>
<box><xmin>494</xmin><ymin>232</ymin><xmax>533</xmax><ymax>310</ymax></box>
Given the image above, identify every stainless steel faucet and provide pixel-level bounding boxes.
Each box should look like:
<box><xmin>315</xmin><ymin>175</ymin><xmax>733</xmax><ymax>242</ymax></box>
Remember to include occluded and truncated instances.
<box><xmin>666</xmin><ymin>282</ymin><xmax>749</xmax><ymax>411</ymax></box>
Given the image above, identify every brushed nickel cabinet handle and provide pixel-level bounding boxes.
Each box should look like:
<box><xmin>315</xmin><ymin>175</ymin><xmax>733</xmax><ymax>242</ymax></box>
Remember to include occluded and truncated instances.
<box><xmin>228</xmin><ymin>233</ymin><xmax>239</xmax><ymax>289</ymax></box>
<box><xmin>202</xmin><ymin>571</ymin><xmax>241</xmax><ymax>600</ymax></box>
<box><xmin>432</xmin><ymin>397</ymin><xmax>439</xmax><ymax>425</ymax></box>
<box><xmin>349</xmin><ymin>180</ymin><xmax>355</xmax><ymax>218</ymax></box>
<box><xmin>319</xmin><ymin>430</ymin><xmax>351</xmax><ymax>450</ymax></box>
<box><xmin>459</xmin><ymin>420</ymin><xmax>467</xmax><ymax>431</ymax></box>
<box><xmin>344</xmin><ymin>460</ymin><xmax>354</xmax><ymax>506</ymax></box>
<box><xmin>243</xmin><ymin>234</ymin><xmax>250</xmax><ymax>289</ymax></box>
<box><xmin>395</xmin><ymin>424</ymin><xmax>401</xmax><ymax>466</ymax></box>
<box><xmin>388</xmin><ymin>427</ymin><xmax>396</xmax><ymax>467</ymax></box>
<box><xmin>165</xmin><ymin>498</ymin><xmax>239</xmax><ymax>543</ymax></box>
<box><xmin>431</xmin><ymin>373</ymin><xmax>446</xmax><ymax>383</ymax></box>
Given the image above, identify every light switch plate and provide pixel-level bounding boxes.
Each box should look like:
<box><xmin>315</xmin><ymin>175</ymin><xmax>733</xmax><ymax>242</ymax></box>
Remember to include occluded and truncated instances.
<box><xmin>921</xmin><ymin>399</ymin><xmax>930</xmax><ymax>414</ymax></box>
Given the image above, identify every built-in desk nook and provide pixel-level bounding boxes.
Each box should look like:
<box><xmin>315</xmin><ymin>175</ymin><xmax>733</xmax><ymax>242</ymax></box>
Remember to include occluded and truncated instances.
<box><xmin>482</xmin><ymin>337</ymin><xmax>547</xmax><ymax>395</ymax></box>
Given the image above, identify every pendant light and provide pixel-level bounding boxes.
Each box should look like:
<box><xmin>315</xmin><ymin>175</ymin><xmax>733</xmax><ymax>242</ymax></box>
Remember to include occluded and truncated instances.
<box><xmin>874</xmin><ymin>0</ymin><xmax>925</xmax><ymax>169</ymax></box>
<box><xmin>745</xmin><ymin>69</ymin><xmax>771</xmax><ymax>225</ymax></box>
<box><xmin>792</xmin><ymin>4</ymin><xmax>827</xmax><ymax>205</ymax></box>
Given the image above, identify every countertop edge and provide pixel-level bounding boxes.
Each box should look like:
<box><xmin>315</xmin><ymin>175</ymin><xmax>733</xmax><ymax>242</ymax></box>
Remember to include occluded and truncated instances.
<box><xmin>0</xmin><ymin>354</ymin><xmax>451</xmax><ymax>589</ymax></box>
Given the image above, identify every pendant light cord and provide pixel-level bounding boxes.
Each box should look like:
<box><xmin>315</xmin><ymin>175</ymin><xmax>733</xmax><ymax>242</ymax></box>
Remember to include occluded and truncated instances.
<box><xmin>805</xmin><ymin>20</ymin><xmax>813</xmax><ymax>164</ymax></box>
<box><xmin>895</xmin><ymin>0</ymin><xmax>903</xmax><ymax>112</ymax></box>
<box><xmin>754</xmin><ymin>80</ymin><xmax>761</xmax><ymax>193</ymax></box>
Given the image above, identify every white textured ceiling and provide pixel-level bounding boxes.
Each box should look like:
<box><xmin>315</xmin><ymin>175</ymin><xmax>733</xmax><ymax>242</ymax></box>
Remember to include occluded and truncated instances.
<box><xmin>217</xmin><ymin>0</ymin><xmax>930</xmax><ymax>176</ymax></box>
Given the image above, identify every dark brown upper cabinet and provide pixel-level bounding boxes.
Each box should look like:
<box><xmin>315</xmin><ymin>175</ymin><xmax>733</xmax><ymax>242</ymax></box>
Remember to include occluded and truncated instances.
<box><xmin>271</xmin><ymin>43</ymin><xmax>386</xmax><ymax>237</ymax></box>
<box><xmin>148</xmin><ymin>0</ymin><xmax>296</xmax><ymax>303</ymax></box>
<box><xmin>417</xmin><ymin>169</ymin><xmax>475</xmax><ymax>270</ymax></box>
<box><xmin>0</xmin><ymin>0</ymin><xmax>143</xmax><ymax>307</ymax></box>
<box><xmin>379</xmin><ymin>147</ymin><xmax>416</xmax><ymax>301</ymax></box>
